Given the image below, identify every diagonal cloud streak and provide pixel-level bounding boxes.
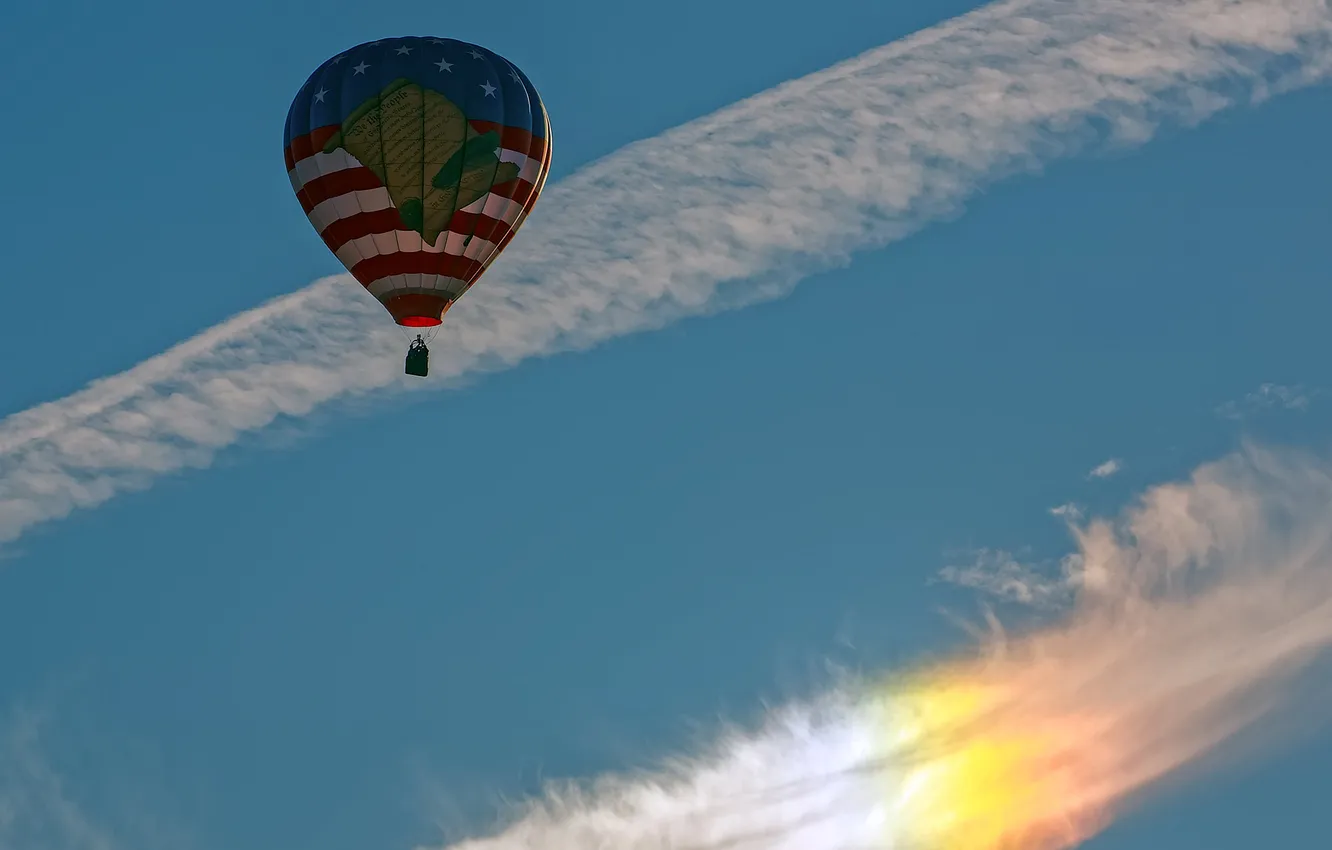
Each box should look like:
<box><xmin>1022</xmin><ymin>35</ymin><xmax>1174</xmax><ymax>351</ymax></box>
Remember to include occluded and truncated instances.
<box><xmin>3</xmin><ymin>0</ymin><xmax>1332</xmax><ymax>546</ymax></box>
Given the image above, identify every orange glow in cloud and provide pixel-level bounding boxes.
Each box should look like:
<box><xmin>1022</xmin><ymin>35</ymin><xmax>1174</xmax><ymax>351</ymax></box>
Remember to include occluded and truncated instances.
<box><xmin>871</xmin><ymin>680</ymin><xmax>1114</xmax><ymax>850</ymax></box>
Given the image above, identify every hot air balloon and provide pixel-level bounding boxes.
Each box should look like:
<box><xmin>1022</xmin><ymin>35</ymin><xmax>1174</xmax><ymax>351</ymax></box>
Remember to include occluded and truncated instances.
<box><xmin>284</xmin><ymin>37</ymin><xmax>553</xmax><ymax>376</ymax></box>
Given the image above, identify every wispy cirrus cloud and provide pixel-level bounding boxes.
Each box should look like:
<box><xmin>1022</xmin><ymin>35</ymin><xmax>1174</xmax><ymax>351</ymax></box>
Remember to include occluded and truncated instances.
<box><xmin>937</xmin><ymin>546</ymin><xmax>1079</xmax><ymax>609</ymax></box>
<box><xmin>1215</xmin><ymin>382</ymin><xmax>1318</xmax><ymax>420</ymax></box>
<box><xmin>3</xmin><ymin>0</ymin><xmax>1332</xmax><ymax>548</ymax></box>
<box><xmin>1087</xmin><ymin>458</ymin><xmax>1123</xmax><ymax>480</ymax></box>
<box><xmin>0</xmin><ymin>708</ymin><xmax>114</xmax><ymax>850</ymax></box>
<box><xmin>1049</xmin><ymin>502</ymin><xmax>1083</xmax><ymax>520</ymax></box>
<box><xmin>0</xmin><ymin>701</ymin><xmax>192</xmax><ymax>850</ymax></box>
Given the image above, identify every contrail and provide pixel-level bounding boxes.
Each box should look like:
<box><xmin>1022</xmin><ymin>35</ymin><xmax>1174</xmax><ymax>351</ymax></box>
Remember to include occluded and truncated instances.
<box><xmin>3</xmin><ymin>0</ymin><xmax>1331</xmax><ymax>546</ymax></box>
<box><xmin>421</xmin><ymin>443</ymin><xmax>1332</xmax><ymax>850</ymax></box>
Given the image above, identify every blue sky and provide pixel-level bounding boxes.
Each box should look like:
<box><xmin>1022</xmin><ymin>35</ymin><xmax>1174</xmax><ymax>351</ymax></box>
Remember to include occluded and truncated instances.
<box><xmin>2</xmin><ymin>1</ymin><xmax>1332</xmax><ymax>850</ymax></box>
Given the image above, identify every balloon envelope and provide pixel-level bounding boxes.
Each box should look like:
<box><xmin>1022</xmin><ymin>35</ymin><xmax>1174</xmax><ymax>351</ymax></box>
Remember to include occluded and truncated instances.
<box><xmin>284</xmin><ymin>37</ymin><xmax>552</xmax><ymax>327</ymax></box>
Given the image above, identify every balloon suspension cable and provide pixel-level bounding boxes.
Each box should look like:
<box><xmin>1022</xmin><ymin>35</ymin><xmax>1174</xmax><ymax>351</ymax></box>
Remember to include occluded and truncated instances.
<box><xmin>395</xmin><ymin>324</ymin><xmax>444</xmax><ymax>345</ymax></box>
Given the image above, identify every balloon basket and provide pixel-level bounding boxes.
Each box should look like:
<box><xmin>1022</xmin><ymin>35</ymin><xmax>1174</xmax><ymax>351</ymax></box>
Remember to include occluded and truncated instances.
<box><xmin>405</xmin><ymin>345</ymin><xmax>429</xmax><ymax>377</ymax></box>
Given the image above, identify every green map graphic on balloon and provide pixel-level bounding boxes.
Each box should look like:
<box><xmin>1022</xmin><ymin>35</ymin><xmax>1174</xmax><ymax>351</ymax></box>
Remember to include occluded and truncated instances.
<box><xmin>322</xmin><ymin>78</ymin><xmax>521</xmax><ymax>245</ymax></box>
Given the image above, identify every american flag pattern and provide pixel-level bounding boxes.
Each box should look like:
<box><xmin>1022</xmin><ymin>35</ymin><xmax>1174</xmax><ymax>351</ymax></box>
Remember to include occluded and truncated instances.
<box><xmin>284</xmin><ymin>37</ymin><xmax>552</xmax><ymax>327</ymax></box>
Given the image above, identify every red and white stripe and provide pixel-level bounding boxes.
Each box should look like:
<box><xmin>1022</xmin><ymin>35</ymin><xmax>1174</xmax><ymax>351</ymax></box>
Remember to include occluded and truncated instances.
<box><xmin>283</xmin><ymin>122</ymin><xmax>550</xmax><ymax>326</ymax></box>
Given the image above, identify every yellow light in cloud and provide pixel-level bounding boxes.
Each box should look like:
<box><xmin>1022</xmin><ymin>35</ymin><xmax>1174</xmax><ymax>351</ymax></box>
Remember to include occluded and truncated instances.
<box><xmin>868</xmin><ymin>676</ymin><xmax>1112</xmax><ymax>850</ymax></box>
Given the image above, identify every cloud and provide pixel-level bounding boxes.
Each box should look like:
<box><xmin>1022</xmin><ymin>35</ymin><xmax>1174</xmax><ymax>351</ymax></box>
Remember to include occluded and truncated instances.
<box><xmin>0</xmin><ymin>700</ymin><xmax>193</xmax><ymax>850</ymax></box>
<box><xmin>419</xmin><ymin>443</ymin><xmax>1332</xmax><ymax>850</ymax></box>
<box><xmin>3</xmin><ymin>0</ymin><xmax>1332</xmax><ymax>547</ymax></box>
<box><xmin>1215</xmin><ymin>382</ymin><xmax>1317</xmax><ymax>420</ymax></box>
<box><xmin>0</xmin><ymin>708</ymin><xmax>115</xmax><ymax>850</ymax></box>
<box><xmin>1087</xmin><ymin>458</ymin><xmax>1123</xmax><ymax>479</ymax></box>
<box><xmin>938</xmin><ymin>547</ymin><xmax>1078</xmax><ymax>609</ymax></box>
<box><xmin>1049</xmin><ymin>502</ymin><xmax>1083</xmax><ymax>520</ymax></box>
